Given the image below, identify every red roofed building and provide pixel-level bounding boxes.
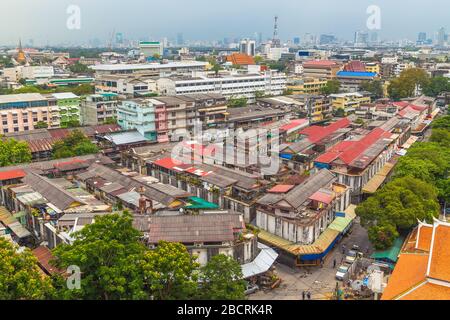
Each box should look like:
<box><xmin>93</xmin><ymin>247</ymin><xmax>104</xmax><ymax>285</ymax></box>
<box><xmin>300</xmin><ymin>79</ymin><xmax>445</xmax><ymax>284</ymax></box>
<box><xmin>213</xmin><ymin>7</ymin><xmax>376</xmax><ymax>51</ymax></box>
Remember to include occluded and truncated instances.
<box><xmin>0</xmin><ymin>169</ymin><xmax>26</xmax><ymax>183</ymax></box>
<box><xmin>382</xmin><ymin>220</ymin><xmax>450</xmax><ymax>300</ymax></box>
<box><xmin>299</xmin><ymin>118</ymin><xmax>351</xmax><ymax>144</ymax></box>
<box><xmin>302</xmin><ymin>60</ymin><xmax>342</xmax><ymax>79</ymax></box>
<box><xmin>226</xmin><ymin>53</ymin><xmax>256</xmax><ymax>66</ymax></box>
<box><xmin>343</xmin><ymin>60</ymin><xmax>366</xmax><ymax>72</ymax></box>
<box><xmin>314</xmin><ymin>127</ymin><xmax>397</xmax><ymax>203</ymax></box>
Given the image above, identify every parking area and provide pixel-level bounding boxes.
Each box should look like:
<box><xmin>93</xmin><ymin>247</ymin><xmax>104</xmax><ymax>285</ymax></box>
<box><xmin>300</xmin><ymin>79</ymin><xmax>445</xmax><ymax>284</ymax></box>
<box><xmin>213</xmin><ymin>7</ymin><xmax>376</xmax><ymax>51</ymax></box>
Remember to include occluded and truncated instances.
<box><xmin>249</xmin><ymin>219</ymin><xmax>373</xmax><ymax>300</ymax></box>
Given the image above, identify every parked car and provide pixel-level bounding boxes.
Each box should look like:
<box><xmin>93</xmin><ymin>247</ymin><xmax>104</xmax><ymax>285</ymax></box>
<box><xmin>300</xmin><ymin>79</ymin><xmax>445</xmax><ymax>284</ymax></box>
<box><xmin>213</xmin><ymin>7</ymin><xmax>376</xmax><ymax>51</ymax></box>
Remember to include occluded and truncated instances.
<box><xmin>245</xmin><ymin>283</ymin><xmax>259</xmax><ymax>295</ymax></box>
<box><xmin>345</xmin><ymin>250</ymin><xmax>358</xmax><ymax>264</ymax></box>
<box><xmin>336</xmin><ymin>264</ymin><xmax>350</xmax><ymax>281</ymax></box>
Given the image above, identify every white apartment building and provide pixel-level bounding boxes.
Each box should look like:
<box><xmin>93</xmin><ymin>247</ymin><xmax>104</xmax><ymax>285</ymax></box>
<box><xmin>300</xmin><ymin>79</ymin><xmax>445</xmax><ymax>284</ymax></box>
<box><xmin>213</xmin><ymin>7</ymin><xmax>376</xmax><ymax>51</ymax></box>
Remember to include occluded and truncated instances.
<box><xmin>3</xmin><ymin>66</ymin><xmax>54</xmax><ymax>82</ymax></box>
<box><xmin>394</xmin><ymin>62</ymin><xmax>416</xmax><ymax>76</ymax></box>
<box><xmin>90</xmin><ymin>61</ymin><xmax>208</xmax><ymax>78</ymax></box>
<box><xmin>381</xmin><ymin>56</ymin><xmax>399</xmax><ymax>64</ymax></box>
<box><xmin>156</xmin><ymin>71</ymin><xmax>287</xmax><ymax>101</ymax></box>
<box><xmin>239</xmin><ymin>39</ymin><xmax>256</xmax><ymax>56</ymax></box>
<box><xmin>95</xmin><ymin>74</ymin><xmax>157</xmax><ymax>97</ymax></box>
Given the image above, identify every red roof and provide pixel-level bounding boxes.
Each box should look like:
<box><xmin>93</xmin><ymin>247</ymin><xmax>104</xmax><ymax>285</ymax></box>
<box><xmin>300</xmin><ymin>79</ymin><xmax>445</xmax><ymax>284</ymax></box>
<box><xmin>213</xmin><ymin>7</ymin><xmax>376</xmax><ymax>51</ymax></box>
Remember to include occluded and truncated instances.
<box><xmin>315</xmin><ymin>128</ymin><xmax>387</xmax><ymax>165</ymax></box>
<box><xmin>280</xmin><ymin>119</ymin><xmax>309</xmax><ymax>133</ymax></box>
<box><xmin>226</xmin><ymin>53</ymin><xmax>256</xmax><ymax>65</ymax></box>
<box><xmin>299</xmin><ymin>118</ymin><xmax>351</xmax><ymax>144</ymax></box>
<box><xmin>309</xmin><ymin>191</ymin><xmax>333</xmax><ymax>204</ymax></box>
<box><xmin>153</xmin><ymin>158</ymin><xmax>185</xmax><ymax>171</ymax></box>
<box><xmin>303</xmin><ymin>60</ymin><xmax>338</xmax><ymax>68</ymax></box>
<box><xmin>344</xmin><ymin>60</ymin><xmax>366</xmax><ymax>72</ymax></box>
<box><xmin>0</xmin><ymin>169</ymin><xmax>26</xmax><ymax>181</ymax></box>
<box><xmin>268</xmin><ymin>185</ymin><xmax>295</xmax><ymax>193</ymax></box>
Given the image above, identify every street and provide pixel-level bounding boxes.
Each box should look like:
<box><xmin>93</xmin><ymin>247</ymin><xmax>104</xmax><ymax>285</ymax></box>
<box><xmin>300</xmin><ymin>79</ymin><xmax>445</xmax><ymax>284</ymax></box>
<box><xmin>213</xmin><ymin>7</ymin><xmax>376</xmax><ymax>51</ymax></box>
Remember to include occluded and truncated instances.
<box><xmin>249</xmin><ymin>218</ymin><xmax>373</xmax><ymax>300</ymax></box>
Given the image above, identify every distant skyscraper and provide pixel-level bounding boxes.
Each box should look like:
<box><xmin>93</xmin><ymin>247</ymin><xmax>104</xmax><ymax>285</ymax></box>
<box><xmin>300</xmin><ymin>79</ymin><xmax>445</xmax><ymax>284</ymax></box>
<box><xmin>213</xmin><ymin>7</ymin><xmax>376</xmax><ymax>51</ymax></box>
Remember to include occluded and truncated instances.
<box><xmin>177</xmin><ymin>33</ymin><xmax>184</xmax><ymax>46</ymax></box>
<box><xmin>115</xmin><ymin>32</ymin><xmax>124</xmax><ymax>44</ymax></box>
<box><xmin>319</xmin><ymin>34</ymin><xmax>336</xmax><ymax>45</ymax></box>
<box><xmin>417</xmin><ymin>32</ymin><xmax>427</xmax><ymax>45</ymax></box>
<box><xmin>272</xmin><ymin>16</ymin><xmax>281</xmax><ymax>47</ymax></box>
<box><xmin>354</xmin><ymin>30</ymin><xmax>369</xmax><ymax>47</ymax></box>
<box><xmin>437</xmin><ymin>27</ymin><xmax>446</xmax><ymax>46</ymax></box>
<box><xmin>258</xmin><ymin>32</ymin><xmax>263</xmax><ymax>45</ymax></box>
<box><xmin>293</xmin><ymin>37</ymin><xmax>300</xmax><ymax>45</ymax></box>
<box><xmin>370</xmin><ymin>31</ymin><xmax>379</xmax><ymax>44</ymax></box>
<box><xmin>239</xmin><ymin>39</ymin><xmax>256</xmax><ymax>56</ymax></box>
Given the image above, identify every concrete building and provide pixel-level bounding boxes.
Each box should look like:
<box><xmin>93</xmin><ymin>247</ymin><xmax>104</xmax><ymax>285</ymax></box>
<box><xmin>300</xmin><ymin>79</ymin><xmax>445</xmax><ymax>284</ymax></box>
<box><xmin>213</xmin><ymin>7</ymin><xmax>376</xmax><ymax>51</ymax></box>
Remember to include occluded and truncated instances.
<box><xmin>287</xmin><ymin>77</ymin><xmax>328</xmax><ymax>95</ymax></box>
<box><xmin>95</xmin><ymin>74</ymin><xmax>157</xmax><ymax>97</ymax></box>
<box><xmin>139</xmin><ymin>41</ymin><xmax>163</xmax><ymax>58</ymax></box>
<box><xmin>117</xmin><ymin>99</ymin><xmax>157</xmax><ymax>142</ymax></box>
<box><xmin>302</xmin><ymin>60</ymin><xmax>341</xmax><ymax>80</ymax></box>
<box><xmin>90</xmin><ymin>61</ymin><xmax>208</xmax><ymax>78</ymax></box>
<box><xmin>337</xmin><ymin>71</ymin><xmax>378</xmax><ymax>92</ymax></box>
<box><xmin>50</xmin><ymin>93</ymin><xmax>81</xmax><ymax>128</ymax></box>
<box><xmin>239</xmin><ymin>39</ymin><xmax>256</xmax><ymax>56</ymax></box>
<box><xmin>329</xmin><ymin>92</ymin><xmax>371</xmax><ymax>113</ymax></box>
<box><xmin>255</xmin><ymin>169</ymin><xmax>352</xmax><ymax>266</ymax></box>
<box><xmin>0</xmin><ymin>93</ymin><xmax>55</xmax><ymax>133</ymax></box>
<box><xmin>81</xmin><ymin>93</ymin><xmax>119</xmax><ymax>126</ymax></box>
<box><xmin>156</xmin><ymin>71</ymin><xmax>287</xmax><ymax>102</ymax></box>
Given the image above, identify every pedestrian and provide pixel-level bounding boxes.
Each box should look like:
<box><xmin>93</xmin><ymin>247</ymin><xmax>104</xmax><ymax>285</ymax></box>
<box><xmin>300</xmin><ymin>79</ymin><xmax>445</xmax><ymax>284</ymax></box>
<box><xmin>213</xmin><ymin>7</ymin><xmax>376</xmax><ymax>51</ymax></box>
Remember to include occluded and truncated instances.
<box><xmin>333</xmin><ymin>259</ymin><xmax>337</xmax><ymax>268</ymax></box>
<box><xmin>307</xmin><ymin>291</ymin><xmax>311</xmax><ymax>300</ymax></box>
<box><xmin>342</xmin><ymin>244</ymin><xmax>346</xmax><ymax>254</ymax></box>
<box><xmin>302</xmin><ymin>291</ymin><xmax>305</xmax><ymax>300</ymax></box>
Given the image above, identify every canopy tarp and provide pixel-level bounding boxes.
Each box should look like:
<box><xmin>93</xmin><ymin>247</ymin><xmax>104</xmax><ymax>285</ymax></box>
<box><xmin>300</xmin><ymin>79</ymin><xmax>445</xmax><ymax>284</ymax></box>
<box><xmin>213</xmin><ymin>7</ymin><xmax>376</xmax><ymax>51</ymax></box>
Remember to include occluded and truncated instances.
<box><xmin>185</xmin><ymin>196</ymin><xmax>219</xmax><ymax>209</ymax></box>
<box><xmin>371</xmin><ymin>237</ymin><xmax>405</xmax><ymax>264</ymax></box>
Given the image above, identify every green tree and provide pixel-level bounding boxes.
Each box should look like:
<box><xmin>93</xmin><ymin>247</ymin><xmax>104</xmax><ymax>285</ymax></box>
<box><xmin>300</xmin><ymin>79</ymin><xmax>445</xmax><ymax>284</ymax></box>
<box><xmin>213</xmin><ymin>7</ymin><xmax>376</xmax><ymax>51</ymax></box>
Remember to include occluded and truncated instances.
<box><xmin>356</xmin><ymin>176</ymin><xmax>440</xmax><ymax>249</ymax></box>
<box><xmin>423</xmin><ymin>76</ymin><xmax>450</xmax><ymax>97</ymax></box>
<box><xmin>387</xmin><ymin>68</ymin><xmax>430</xmax><ymax>100</ymax></box>
<box><xmin>69</xmin><ymin>62</ymin><xmax>92</xmax><ymax>74</ymax></box>
<box><xmin>432</xmin><ymin>115</ymin><xmax>450</xmax><ymax>130</ymax></box>
<box><xmin>0</xmin><ymin>238</ymin><xmax>55</xmax><ymax>299</ymax></box>
<box><xmin>71</xmin><ymin>84</ymin><xmax>95</xmax><ymax>96</ymax></box>
<box><xmin>368</xmin><ymin>223</ymin><xmax>399</xmax><ymax>250</ymax></box>
<box><xmin>52</xmin><ymin>129</ymin><xmax>99</xmax><ymax>159</ymax></box>
<box><xmin>361</xmin><ymin>80</ymin><xmax>384</xmax><ymax>98</ymax></box>
<box><xmin>333</xmin><ymin>108</ymin><xmax>345</xmax><ymax>118</ymax></box>
<box><xmin>35</xmin><ymin>121</ymin><xmax>49</xmax><ymax>129</ymax></box>
<box><xmin>321</xmin><ymin>80</ymin><xmax>340</xmax><ymax>95</ymax></box>
<box><xmin>228</xmin><ymin>97</ymin><xmax>247</xmax><ymax>108</ymax></box>
<box><xmin>142</xmin><ymin>241</ymin><xmax>199</xmax><ymax>300</ymax></box>
<box><xmin>52</xmin><ymin>212</ymin><xmax>149</xmax><ymax>300</ymax></box>
<box><xmin>199</xmin><ymin>254</ymin><xmax>246</xmax><ymax>300</ymax></box>
<box><xmin>254</xmin><ymin>56</ymin><xmax>263</xmax><ymax>64</ymax></box>
<box><xmin>430</xmin><ymin>128</ymin><xmax>450</xmax><ymax>146</ymax></box>
<box><xmin>0</xmin><ymin>138</ymin><xmax>32</xmax><ymax>166</ymax></box>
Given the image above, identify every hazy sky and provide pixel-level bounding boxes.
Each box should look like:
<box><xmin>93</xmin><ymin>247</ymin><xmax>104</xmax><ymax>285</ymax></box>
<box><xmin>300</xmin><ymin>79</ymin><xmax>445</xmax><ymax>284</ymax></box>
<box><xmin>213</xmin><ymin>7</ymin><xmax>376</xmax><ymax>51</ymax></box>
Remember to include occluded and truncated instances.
<box><xmin>1</xmin><ymin>0</ymin><xmax>449</xmax><ymax>45</ymax></box>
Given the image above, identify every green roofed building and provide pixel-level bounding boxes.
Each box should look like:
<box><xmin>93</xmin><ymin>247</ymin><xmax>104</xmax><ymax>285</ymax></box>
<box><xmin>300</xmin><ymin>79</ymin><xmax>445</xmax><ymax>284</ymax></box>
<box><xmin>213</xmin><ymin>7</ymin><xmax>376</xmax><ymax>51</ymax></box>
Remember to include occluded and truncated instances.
<box><xmin>371</xmin><ymin>236</ymin><xmax>405</xmax><ymax>266</ymax></box>
<box><xmin>184</xmin><ymin>196</ymin><xmax>219</xmax><ymax>210</ymax></box>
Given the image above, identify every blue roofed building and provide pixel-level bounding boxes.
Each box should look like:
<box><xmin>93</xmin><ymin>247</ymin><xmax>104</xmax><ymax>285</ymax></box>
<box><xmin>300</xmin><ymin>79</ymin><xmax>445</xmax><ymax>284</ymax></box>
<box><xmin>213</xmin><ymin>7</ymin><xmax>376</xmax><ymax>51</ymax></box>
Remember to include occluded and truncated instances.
<box><xmin>337</xmin><ymin>71</ymin><xmax>378</xmax><ymax>93</ymax></box>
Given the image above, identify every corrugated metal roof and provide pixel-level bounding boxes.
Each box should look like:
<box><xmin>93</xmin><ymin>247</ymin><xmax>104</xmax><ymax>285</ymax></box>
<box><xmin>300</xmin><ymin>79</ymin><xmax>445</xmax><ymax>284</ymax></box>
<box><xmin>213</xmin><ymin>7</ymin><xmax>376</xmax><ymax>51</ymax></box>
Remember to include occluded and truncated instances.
<box><xmin>242</xmin><ymin>243</ymin><xmax>278</xmax><ymax>279</ymax></box>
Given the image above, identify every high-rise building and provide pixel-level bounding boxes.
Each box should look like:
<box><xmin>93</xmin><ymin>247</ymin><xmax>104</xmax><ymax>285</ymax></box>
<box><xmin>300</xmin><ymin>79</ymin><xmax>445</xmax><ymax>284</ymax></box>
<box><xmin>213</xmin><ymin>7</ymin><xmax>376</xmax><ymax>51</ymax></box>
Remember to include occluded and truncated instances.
<box><xmin>293</xmin><ymin>37</ymin><xmax>300</xmax><ymax>45</ymax></box>
<box><xmin>437</xmin><ymin>27</ymin><xmax>446</xmax><ymax>46</ymax></box>
<box><xmin>370</xmin><ymin>31</ymin><xmax>379</xmax><ymax>44</ymax></box>
<box><xmin>417</xmin><ymin>32</ymin><xmax>427</xmax><ymax>44</ymax></box>
<box><xmin>177</xmin><ymin>33</ymin><xmax>184</xmax><ymax>46</ymax></box>
<box><xmin>319</xmin><ymin>34</ymin><xmax>336</xmax><ymax>45</ymax></box>
<box><xmin>239</xmin><ymin>39</ymin><xmax>256</xmax><ymax>56</ymax></box>
<box><xmin>354</xmin><ymin>30</ymin><xmax>369</xmax><ymax>47</ymax></box>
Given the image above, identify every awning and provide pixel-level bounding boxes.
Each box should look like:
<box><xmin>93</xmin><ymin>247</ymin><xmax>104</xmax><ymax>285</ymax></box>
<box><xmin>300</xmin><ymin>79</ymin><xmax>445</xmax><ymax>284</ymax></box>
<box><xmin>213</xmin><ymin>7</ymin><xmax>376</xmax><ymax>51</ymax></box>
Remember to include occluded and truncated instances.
<box><xmin>241</xmin><ymin>243</ymin><xmax>279</xmax><ymax>279</ymax></box>
<box><xmin>362</xmin><ymin>162</ymin><xmax>395</xmax><ymax>194</ymax></box>
<box><xmin>328</xmin><ymin>217</ymin><xmax>353</xmax><ymax>233</ymax></box>
<box><xmin>371</xmin><ymin>237</ymin><xmax>405</xmax><ymax>264</ymax></box>
<box><xmin>0</xmin><ymin>207</ymin><xmax>31</xmax><ymax>239</ymax></box>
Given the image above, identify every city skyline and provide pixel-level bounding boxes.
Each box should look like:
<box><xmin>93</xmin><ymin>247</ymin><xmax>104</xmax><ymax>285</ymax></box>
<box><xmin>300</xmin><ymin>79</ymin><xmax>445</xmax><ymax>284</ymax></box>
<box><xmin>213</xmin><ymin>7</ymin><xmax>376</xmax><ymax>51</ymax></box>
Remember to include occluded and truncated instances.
<box><xmin>1</xmin><ymin>0</ymin><xmax>450</xmax><ymax>46</ymax></box>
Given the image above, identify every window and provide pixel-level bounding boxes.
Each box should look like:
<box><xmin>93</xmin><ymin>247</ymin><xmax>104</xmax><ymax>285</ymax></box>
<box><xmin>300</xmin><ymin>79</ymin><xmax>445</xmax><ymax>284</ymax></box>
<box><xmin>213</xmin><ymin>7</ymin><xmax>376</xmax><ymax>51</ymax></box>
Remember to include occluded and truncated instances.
<box><xmin>3</xmin><ymin>129</ymin><xmax>8</xmax><ymax>133</ymax></box>
<box><xmin>2</xmin><ymin>121</ymin><xmax>6</xmax><ymax>125</ymax></box>
<box><xmin>23</xmin><ymin>118</ymin><xmax>28</xmax><ymax>123</ymax></box>
<box><xmin>13</xmin><ymin>127</ymin><xmax>19</xmax><ymax>132</ymax></box>
<box><xmin>172</xmin><ymin>120</ymin><xmax>176</xmax><ymax>125</ymax></box>
<box><xmin>24</xmin><ymin>126</ymin><xmax>29</xmax><ymax>131</ymax></box>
